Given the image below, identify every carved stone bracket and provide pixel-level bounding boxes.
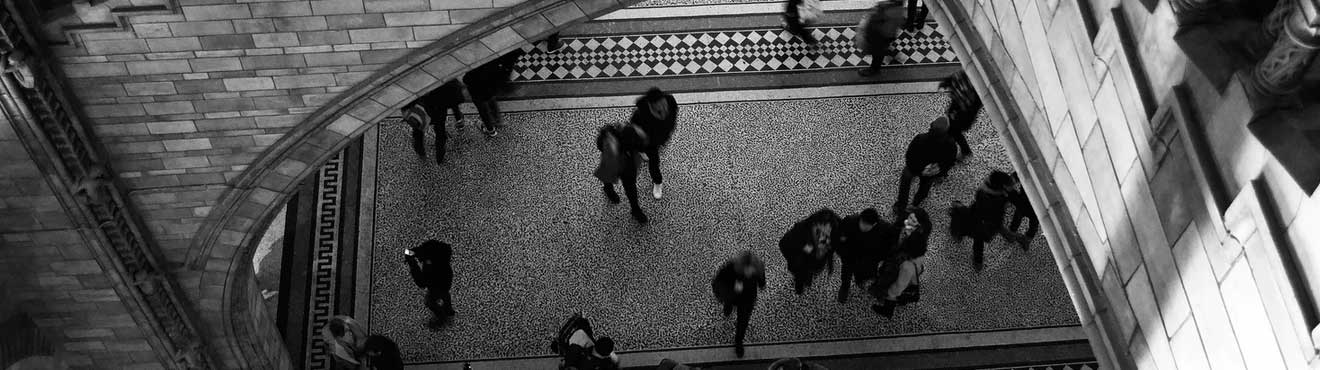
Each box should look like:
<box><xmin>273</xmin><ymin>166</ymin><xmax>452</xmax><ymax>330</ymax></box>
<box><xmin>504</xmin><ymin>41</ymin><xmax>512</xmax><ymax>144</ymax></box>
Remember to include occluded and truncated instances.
<box><xmin>1171</xmin><ymin>0</ymin><xmax>1223</xmax><ymax>26</ymax></box>
<box><xmin>1245</xmin><ymin>0</ymin><xmax>1320</xmax><ymax>101</ymax></box>
<box><xmin>0</xmin><ymin>1</ymin><xmax>211</xmax><ymax>368</ymax></box>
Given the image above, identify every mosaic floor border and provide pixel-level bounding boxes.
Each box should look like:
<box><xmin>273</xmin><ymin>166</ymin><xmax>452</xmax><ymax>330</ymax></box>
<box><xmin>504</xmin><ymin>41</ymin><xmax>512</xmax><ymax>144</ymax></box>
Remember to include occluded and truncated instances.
<box><xmin>510</xmin><ymin>23</ymin><xmax>956</xmax><ymax>82</ymax></box>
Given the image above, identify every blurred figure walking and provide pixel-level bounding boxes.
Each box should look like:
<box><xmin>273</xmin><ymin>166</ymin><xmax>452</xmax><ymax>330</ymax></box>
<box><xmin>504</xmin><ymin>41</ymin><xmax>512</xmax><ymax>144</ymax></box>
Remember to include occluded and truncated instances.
<box><xmin>941</xmin><ymin>71</ymin><xmax>982</xmax><ymax>158</ymax></box>
<box><xmin>905</xmin><ymin>0</ymin><xmax>929</xmax><ymax>30</ymax></box>
<box><xmin>1006</xmin><ymin>172</ymin><xmax>1038</xmax><ymax>249</ymax></box>
<box><xmin>631</xmin><ymin>88</ymin><xmax>678</xmax><ymax>199</ymax></box>
<box><xmin>405</xmin><ymin>240</ymin><xmax>455</xmax><ymax>328</ymax></box>
<box><xmin>595</xmin><ymin>123</ymin><xmax>651</xmax><ymax>223</ymax></box>
<box><xmin>363</xmin><ymin>335</ymin><xmax>403</xmax><ymax>370</ymax></box>
<box><xmin>712</xmin><ymin>251</ymin><xmax>766</xmax><ymax>358</ymax></box>
<box><xmin>854</xmin><ymin>3</ymin><xmax>905</xmax><ymax>77</ymax></box>
<box><xmin>779</xmin><ymin>208</ymin><xmax>840</xmax><ymax>295</ymax></box>
<box><xmin>463</xmin><ymin>50</ymin><xmax>524</xmax><ymax>136</ymax></box>
<box><xmin>784</xmin><ymin>0</ymin><xmax>822</xmax><ymax>44</ymax></box>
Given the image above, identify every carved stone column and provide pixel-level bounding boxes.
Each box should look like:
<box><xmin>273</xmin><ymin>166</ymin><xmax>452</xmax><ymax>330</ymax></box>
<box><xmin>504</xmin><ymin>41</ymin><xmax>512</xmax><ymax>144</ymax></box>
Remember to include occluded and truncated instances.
<box><xmin>1170</xmin><ymin>0</ymin><xmax>1222</xmax><ymax>26</ymax></box>
<box><xmin>1249</xmin><ymin>0</ymin><xmax>1296</xmax><ymax>58</ymax></box>
<box><xmin>1244</xmin><ymin>1</ymin><xmax>1320</xmax><ymax>99</ymax></box>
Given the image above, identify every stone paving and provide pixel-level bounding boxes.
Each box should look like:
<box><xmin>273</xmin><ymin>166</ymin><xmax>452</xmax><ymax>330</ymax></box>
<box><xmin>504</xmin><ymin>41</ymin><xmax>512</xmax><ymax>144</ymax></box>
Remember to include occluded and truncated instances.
<box><xmin>366</xmin><ymin>93</ymin><xmax>1079</xmax><ymax>363</ymax></box>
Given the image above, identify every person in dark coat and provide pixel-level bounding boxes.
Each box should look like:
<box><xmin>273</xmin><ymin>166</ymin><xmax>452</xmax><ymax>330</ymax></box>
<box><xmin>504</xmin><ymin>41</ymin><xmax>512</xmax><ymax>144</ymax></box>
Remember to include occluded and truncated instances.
<box><xmin>784</xmin><ymin>0</ymin><xmax>819</xmax><ymax>44</ymax></box>
<box><xmin>405</xmin><ymin>240</ymin><xmax>454</xmax><ymax>328</ymax></box>
<box><xmin>1006</xmin><ymin>172</ymin><xmax>1037</xmax><ymax>249</ymax></box>
<box><xmin>893</xmin><ymin>116</ymin><xmax>958</xmax><ymax>215</ymax></box>
<box><xmin>941</xmin><ymin>71</ymin><xmax>981</xmax><ymax>158</ymax></box>
<box><xmin>871</xmin><ymin>206</ymin><xmax>929</xmax><ymax>318</ymax></box>
<box><xmin>595</xmin><ymin>123</ymin><xmax>651</xmax><ymax>223</ymax></box>
<box><xmin>420</xmin><ymin>79</ymin><xmax>468</xmax><ymax>131</ymax></box>
<box><xmin>362</xmin><ymin>335</ymin><xmax>403</xmax><ymax>370</ymax></box>
<box><xmin>834</xmin><ymin>208</ymin><xmax>891</xmax><ymax>303</ymax></box>
<box><xmin>905</xmin><ymin>0</ymin><xmax>929</xmax><ymax>30</ymax></box>
<box><xmin>712</xmin><ymin>251</ymin><xmax>766</xmax><ymax>358</ymax></box>
<box><xmin>463</xmin><ymin>50</ymin><xmax>524</xmax><ymax>136</ymax></box>
<box><xmin>403</xmin><ymin>103</ymin><xmax>441</xmax><ymax>163</ymax></box>
<box><xmin>779</xmin><ymin>208</ymin><xmax>840</xmax><ymax>295</ymax></box>
<box><xmin>856</xmin><ymin>3</ymin><xmax>905</xmax><ymax>77</ymax></box>
<box><xmin>969</xmin><ymin>171</ymin><xmax>1017</xmax><ymax>270</ymax></box>
<box><xmin>631</xmin><ymin>88</ymin><xmax>678</xmax><ymax>199</ymax></box>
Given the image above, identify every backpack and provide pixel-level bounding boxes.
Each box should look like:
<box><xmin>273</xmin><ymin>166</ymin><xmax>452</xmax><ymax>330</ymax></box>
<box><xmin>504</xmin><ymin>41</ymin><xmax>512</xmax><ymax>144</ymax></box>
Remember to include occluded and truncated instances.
<box><xmin>868</xmin><ymin>257</ymin><xmax>905</xmax><ymax>300</ymax></box>
<box><xmin>798</xmin><ymin>0</ymin><xmax>823</xmax><ymax>25</ymax></box>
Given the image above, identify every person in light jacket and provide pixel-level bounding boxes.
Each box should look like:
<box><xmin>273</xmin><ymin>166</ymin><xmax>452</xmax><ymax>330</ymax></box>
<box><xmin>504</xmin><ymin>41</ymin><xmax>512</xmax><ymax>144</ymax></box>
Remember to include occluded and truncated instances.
<box><xmin>872</xmin><ymin>207</ymin><xmax>929</xmax><ymax>318</ymax></box>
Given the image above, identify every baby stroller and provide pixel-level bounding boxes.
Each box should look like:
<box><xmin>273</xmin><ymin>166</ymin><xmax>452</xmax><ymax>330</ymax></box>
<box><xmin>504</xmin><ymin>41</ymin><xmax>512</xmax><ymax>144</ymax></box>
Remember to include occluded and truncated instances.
<box><xmin>550</xmin><ymin>313</ymin><xmax>597</xmax><ymax>369</ymax></box>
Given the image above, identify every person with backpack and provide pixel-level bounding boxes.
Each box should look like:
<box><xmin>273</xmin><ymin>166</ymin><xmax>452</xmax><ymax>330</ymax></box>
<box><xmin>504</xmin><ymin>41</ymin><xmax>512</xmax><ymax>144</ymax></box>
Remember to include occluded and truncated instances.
<box><xmin>833</xmin><ymin>208</ymin><xmax>891</xmax><ymax>303</ymax></box>
<box><xmin>893</xmin><ymin>116</ymin><xmax>959</xmax><ymax>215</ymax></box>
<box><xmin>870</xmin><ymin>206</ymin><xmax>929</xmax><ymax>318</ymax></box>
<box><xmin>784</xmin><ymin>0</ymin><xmax>822</xmax><ymax>45</ymax></box>
<box><xmin>854</xmin><ymin>3</ymin><xmax>905</xmax><ymax>77</ymax></box>
<box><xmin>941</xmin><ymin>71</ymin><xmax>981</xmax><ymax>159</ymax></box>
<box><xmin>631</xmin><ymin>88</ymin><xmax>679</xmax><ymax>199</ymax></box>
<box><xmin>779</xmin><ymin>208</ymin><xmax>840</xmax><ymax>295</ymax></box>
<box><xmin>405</xmin><ymin>240</ymin><xmax>455</xmax><ymax>328</ymax></box>
<box><xmin>595</xmin><ymin>123</ymin><xmax>652</xmax><ymax>223</ymax></box>
<box><xmin>712</xmin><ymin>251</ymin><xmax>766</xmax><ymax>358</ymax></box>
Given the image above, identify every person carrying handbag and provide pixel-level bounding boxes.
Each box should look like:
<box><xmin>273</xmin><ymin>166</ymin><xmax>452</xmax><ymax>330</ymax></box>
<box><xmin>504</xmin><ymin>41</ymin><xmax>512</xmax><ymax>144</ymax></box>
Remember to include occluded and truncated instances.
<box><xmin>869</xmin><ymin>207</ymin><xmax>929</xmax><ymax>318</ymax></box>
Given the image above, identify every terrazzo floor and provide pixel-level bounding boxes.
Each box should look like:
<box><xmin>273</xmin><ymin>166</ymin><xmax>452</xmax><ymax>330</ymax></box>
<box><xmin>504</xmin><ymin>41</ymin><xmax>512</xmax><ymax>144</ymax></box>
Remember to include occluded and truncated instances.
<box><xmin>367</xmin><ymin>93</ymin><xmax>1079</xmax><ymax>363</ymax></box>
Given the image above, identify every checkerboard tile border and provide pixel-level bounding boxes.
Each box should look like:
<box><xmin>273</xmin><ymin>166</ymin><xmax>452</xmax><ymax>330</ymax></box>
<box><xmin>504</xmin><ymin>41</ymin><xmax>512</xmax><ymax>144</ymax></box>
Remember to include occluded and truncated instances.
<box><xmin>510</xmin><ymin>23</ymin><xmax>957</xmax><ymax>81</ymax></box>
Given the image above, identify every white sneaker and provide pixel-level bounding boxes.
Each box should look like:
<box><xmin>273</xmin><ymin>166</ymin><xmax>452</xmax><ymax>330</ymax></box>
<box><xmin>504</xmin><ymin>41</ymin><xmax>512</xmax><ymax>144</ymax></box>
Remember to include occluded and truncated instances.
<box><xmin>652</xmin><ymin>183</ymin><xmax>664</xmax><ymax>199</ymax></box>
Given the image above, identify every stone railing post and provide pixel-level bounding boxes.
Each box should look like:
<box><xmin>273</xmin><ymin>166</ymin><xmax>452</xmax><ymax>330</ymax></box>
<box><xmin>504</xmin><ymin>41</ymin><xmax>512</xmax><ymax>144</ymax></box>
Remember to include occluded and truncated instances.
<box><xmin>1244</xmin><ymin>0</ymin><xmax>1320</xmax><ymax>100</ymax></box>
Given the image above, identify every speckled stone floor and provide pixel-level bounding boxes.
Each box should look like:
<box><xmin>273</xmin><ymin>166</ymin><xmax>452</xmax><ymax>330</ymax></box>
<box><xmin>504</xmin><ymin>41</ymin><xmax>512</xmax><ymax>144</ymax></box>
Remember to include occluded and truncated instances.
<box><xmin>367</xmin><ymin>93</ymin><xmax>1079</xmax><ymax>363</ymax></box>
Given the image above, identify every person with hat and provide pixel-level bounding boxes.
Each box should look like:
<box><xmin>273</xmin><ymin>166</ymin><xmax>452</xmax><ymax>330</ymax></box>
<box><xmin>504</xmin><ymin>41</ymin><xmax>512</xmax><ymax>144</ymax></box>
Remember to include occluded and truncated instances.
<box><xmin>892</xmin><ymin>116</ymin><xmax>958</xmax><ymax>215</ymax></box>
<box><xmin>405</xmin><ymin>240</ymin><xmax>455</xmax><ymax>328</ymax></box>
<box><xmin>712</xmin><ymin>251</ymin><xmax>766</xmax><ymax>358</ymax></box>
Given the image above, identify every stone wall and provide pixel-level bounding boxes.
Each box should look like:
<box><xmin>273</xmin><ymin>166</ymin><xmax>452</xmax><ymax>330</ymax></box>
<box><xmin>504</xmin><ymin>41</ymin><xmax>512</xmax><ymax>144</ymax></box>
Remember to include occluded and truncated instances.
<box><xmin>930</xmin><ymin>0</ymin><xmax>1320</xmax><ymax>368</ymax></box>
<box><xmin>0</xmin><ymin>114</ymin><xmax>161</xmax><ymax>369</ymax></box>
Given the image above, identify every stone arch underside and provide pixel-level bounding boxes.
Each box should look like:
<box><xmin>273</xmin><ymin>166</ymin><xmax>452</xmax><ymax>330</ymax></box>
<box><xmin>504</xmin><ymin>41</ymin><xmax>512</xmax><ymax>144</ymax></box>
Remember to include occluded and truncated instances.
<box><xmin>187</xmin><ymin>0</ymin><xmax>1123</xmax><ymax>367</ymax></box>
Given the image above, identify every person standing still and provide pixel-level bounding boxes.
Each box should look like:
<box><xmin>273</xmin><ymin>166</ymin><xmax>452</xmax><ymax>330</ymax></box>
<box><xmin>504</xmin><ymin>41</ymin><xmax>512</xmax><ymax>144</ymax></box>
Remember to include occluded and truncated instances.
<box><xmin>834</xmin><ymin>208</ymin><xmax>890</xmax><ymax>303</ymax></box>
<box><xmin>779</xmin><ymin>208</ymin><xmax>840</xmax><ymax>295</ymax></box>
<box><xmin>871</xmin><ymin>207</ymin><xmax>929</xmax><ymax>318</ymax></box>
<box><xmin>712</xmin><ymin>251</ymin><xmax>766</xmax><ymax>358</ymax></box>
<box><xmin>893</xmin><ymin>116</ymin><xmax>958</xmax><ymax>215</ymax></box>
<box><xmin>405</xmin><ymin>240</ymin><xmax>455</xmax><ymax>328</ymax></box>
<box><xmin>631</xmin><ymin>88</ymin><xmax>678</xmax><ymax>199</ymax></box>
<box><xmin>595</xmin><ymin>123</ymin><xmax>651</xmax><ymax>223</ymax></box>
<box><xmin>855</xmin><ymin>3</ymin><xmax>905</xmax><ymax>77</ymax></box>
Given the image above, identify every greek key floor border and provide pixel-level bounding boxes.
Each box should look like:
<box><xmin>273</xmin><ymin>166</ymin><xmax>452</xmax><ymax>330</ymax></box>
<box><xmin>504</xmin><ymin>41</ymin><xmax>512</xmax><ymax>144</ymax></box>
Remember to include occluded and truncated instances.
<box><xmin>510</xmin><ymin>23</ymin><xmax>958</xmax><ymax>82</ymax></box>
<box><xmin>304</xmin><ymin>152</ymin><xmax>345</xmax><ymax>370</ymax></box>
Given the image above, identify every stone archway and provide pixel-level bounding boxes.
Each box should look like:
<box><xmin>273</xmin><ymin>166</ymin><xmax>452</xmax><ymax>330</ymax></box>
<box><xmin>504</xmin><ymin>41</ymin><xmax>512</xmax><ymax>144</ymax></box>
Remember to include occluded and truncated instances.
<box><xmin>185</xmin><ymin>0</ymin><xmax>1125</xmax><ymax>367</ymax></box>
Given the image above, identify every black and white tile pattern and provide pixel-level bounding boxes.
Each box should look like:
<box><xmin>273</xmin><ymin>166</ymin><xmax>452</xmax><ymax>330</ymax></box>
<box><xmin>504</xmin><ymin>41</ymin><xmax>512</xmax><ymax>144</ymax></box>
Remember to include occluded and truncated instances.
<box><xmin>511</xmin><ymin>23</ymin><xmax>957</xmax><ymax>81</ymax></box>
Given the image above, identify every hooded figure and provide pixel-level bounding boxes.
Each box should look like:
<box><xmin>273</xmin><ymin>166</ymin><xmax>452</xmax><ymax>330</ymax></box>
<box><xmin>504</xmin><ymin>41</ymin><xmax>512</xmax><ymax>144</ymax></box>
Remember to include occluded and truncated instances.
<box><xmin>833</xmin><ymin>208</ymin><xmax>892</xmax><ymax>303</ymax></box>
<box><xmin>595</xmin><ymin>123</ymin><xmax>651</xmax><ymax>223</ymax></box>
<box><xmin>630</xmin><ymin>88</ymin><xmax>679</xmax><ymax>199</ymax></box>
<box><xmin>712</xmin><ymin>251</ymin><xmax>766</xmax><ymax>358</ymax></box>
<box><xmin>406</xmin><ymin>240</ymin><xmax>455</xmax><ymax>327</ymax></box>
<box><xmin>779</xmin><ymin>208</ymin><xmax>840</xmax><ymax>295</ymax></box>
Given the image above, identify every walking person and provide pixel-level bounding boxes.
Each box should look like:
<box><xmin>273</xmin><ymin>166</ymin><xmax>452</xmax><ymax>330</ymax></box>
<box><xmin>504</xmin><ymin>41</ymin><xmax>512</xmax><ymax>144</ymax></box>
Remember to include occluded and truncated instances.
<box><xmin>594</xmin><ymin>123</ymin><xmax>651</xmax><ymax>223</ymax></box>
<box><xmin>631</xmin><ymin>88</ymin><xmax>678</xmax><ymax>199</ymax></box>
<box><xmin>854</xmin><ymin>3</ymin><xmax>906</xmax><ymax>77</ymax></box>
<box><xmin>1006</xmin><ymin>172</ymin><xmax>1038</xmax><ymax>249</ymax></box>
<box><xmin>967</xmin><ymin>170</ymin><xmax>1017</xmax><ymax>270</ymax></box>
<box><xmin>905</xmin><ymin>0</ymin><xmax>929</xmax><ymax>30</ymax></box>
<box><xmin>403</xmin><ymin>102</ymin><xmax>436</xmax><ymax>163</ymax></box>
<box><xmin>893</xmin><ymin>116</ymin><xmax>959</xmax><ymax>215</ymax></box>
<box><xmin>405</xmin><ymin>240</ymin><xmax>455</xmax><ymax>328</ymax></box>
<box><xmin>784</xmin><ymin>0</ymin><xmax>822</xmax><ymax>44</ymax></box>
<box><xmin>463</xmin><ymin>50</ymin><xmax>524</xmax><ymax>136</ymax></box>
<box><xmin>712</xmin><ymin>251</ymin><xmax>766</xmax><ymax>358</ymax></box>
<box><xmin>362</xmin><ymin>335</ymin><xmax>403</xmax><ymax>370</ymax></box>
<box><xmin>834</xmin><ymin>208</ymin><xmax>890</xmax><ymax>303</ymax></box>
<box><xmin>321</xmin><ymin>315</ymin><xmax>368</xmax><ymax>370</ymax></box>
<box><xmin>941</xmin><ymin>71</ymin><xmax>981</xmax><ymax>159</ymax></box>
<box><xmin>421</xmin><ymin>79</ymin><xmax>468</xmax><ymax>131</ymax></box>
<box><xmin>870</xmin><ymin>207</ymin><xmax>929</xmax><ymax>318</ymax></box>
<box><xmin>779</xmin><ymin>208</ymin><xmax>840</xmax><ymax>295</ymax></box>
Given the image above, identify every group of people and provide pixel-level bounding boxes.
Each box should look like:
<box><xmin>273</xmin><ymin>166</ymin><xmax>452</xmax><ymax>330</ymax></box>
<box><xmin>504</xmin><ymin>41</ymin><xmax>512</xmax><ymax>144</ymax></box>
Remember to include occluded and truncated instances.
<box><xmin>782</xmin><ymin>0</ymin><xmax>929</xmax><ymax>77</ymax></box>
